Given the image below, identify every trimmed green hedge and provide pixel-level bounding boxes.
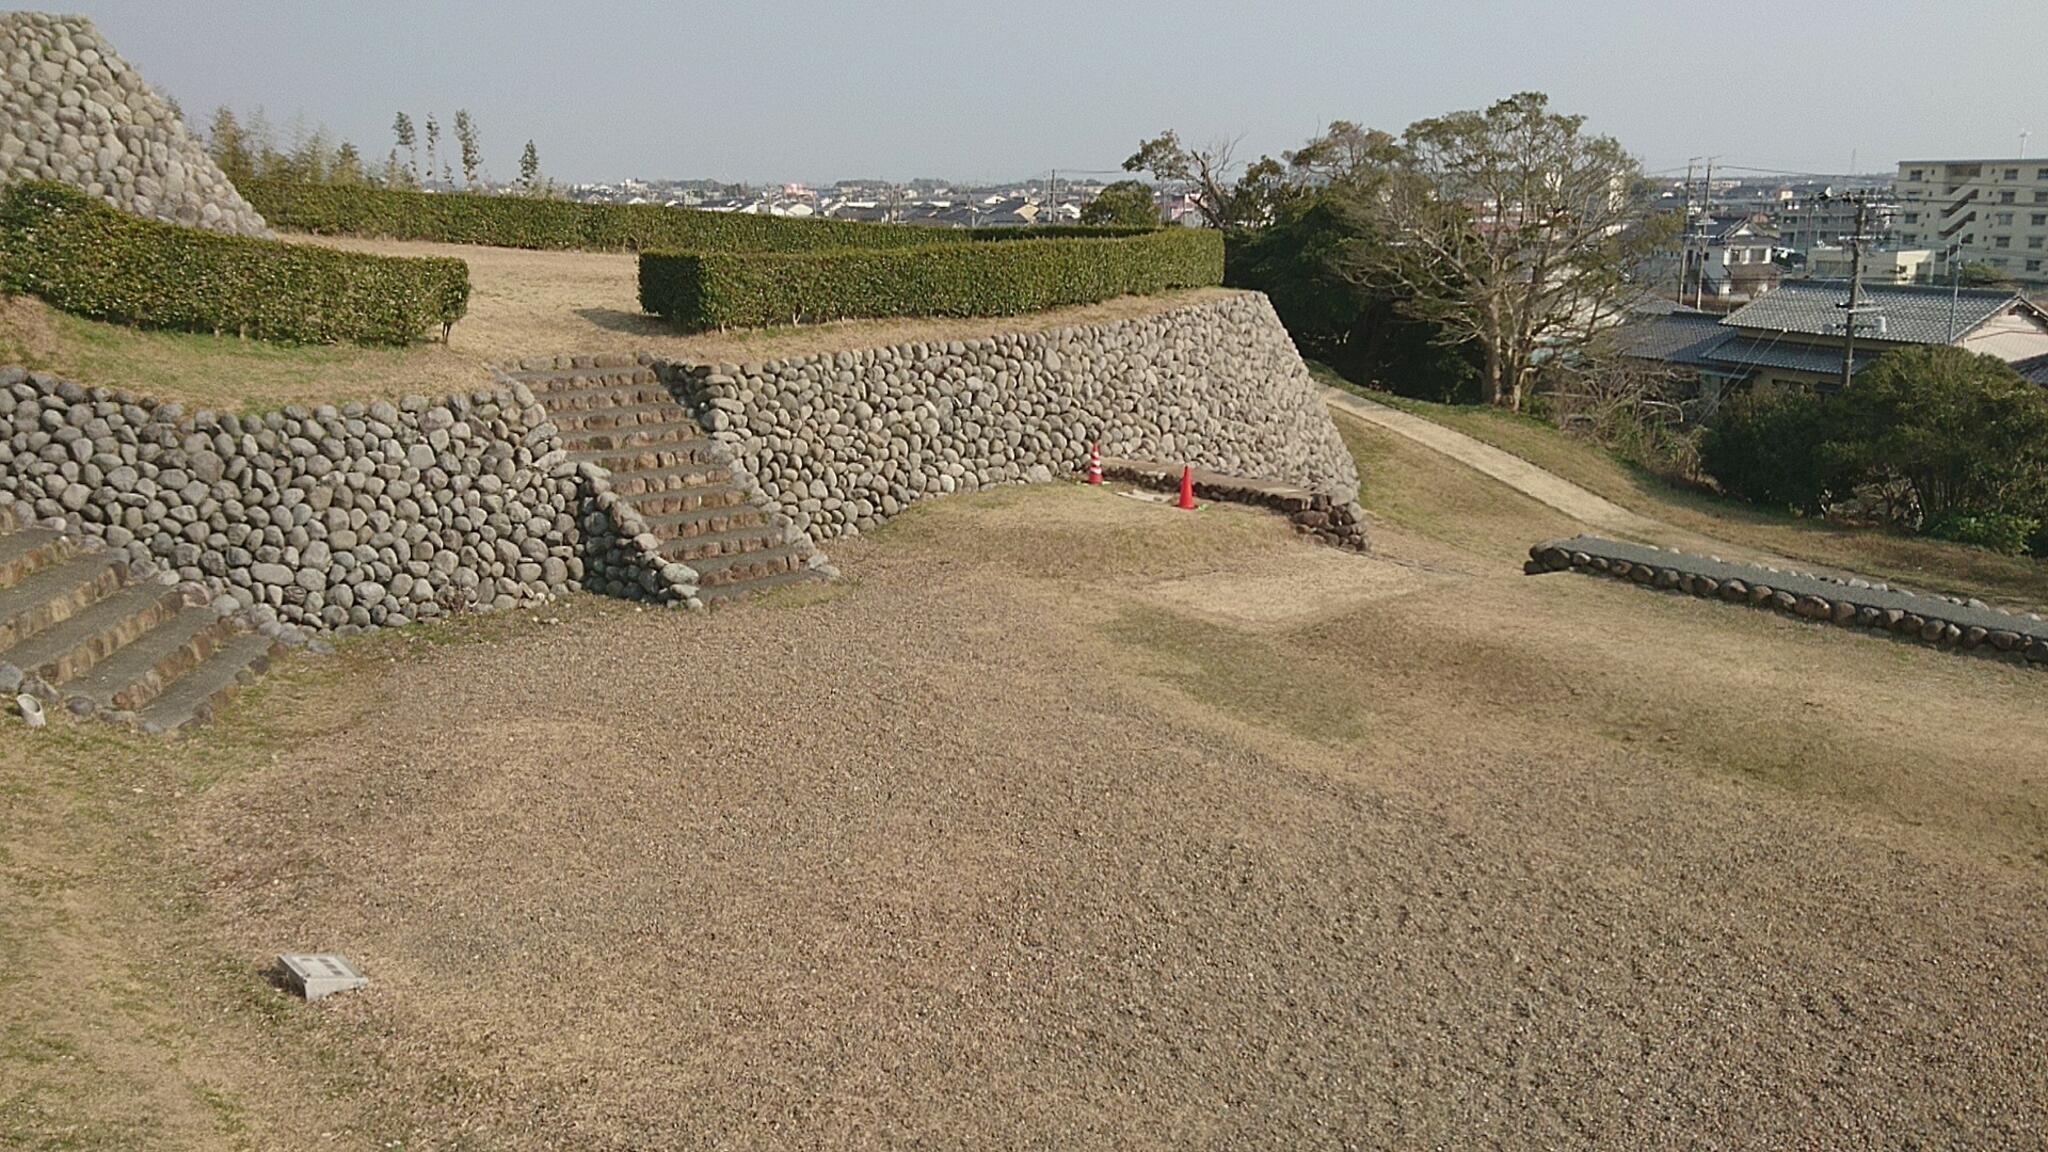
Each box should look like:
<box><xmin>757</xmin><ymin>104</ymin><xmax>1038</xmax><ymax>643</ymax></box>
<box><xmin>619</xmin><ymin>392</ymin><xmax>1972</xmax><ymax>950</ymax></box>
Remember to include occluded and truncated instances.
<box><xmin>638</xmin><ymin>229</ymin><xmax>1225</xmax><ymax>329</ymax></box>
<box><xmin>0</xmin><ymin>182</ymin><xmax>468</xmax><ymax>345</ymax></box>
<box><xmin>242</xmin><ymin>179</ymin><xmax>1141</xmax><ymax>254</ymax></box>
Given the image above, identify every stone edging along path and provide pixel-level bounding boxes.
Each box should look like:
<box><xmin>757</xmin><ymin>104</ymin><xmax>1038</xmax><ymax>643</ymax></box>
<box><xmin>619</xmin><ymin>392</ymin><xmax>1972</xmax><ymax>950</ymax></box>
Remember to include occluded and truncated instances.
<box><xmin>1527</xmin><ymin>534</ymin><xmax>2048</xmax><ymax>666</ymax></box>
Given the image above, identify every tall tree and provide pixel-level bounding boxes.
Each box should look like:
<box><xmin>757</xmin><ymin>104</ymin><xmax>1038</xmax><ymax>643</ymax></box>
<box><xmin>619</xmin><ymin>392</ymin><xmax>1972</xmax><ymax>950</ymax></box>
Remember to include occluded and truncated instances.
<box><xmin>1078</xmin><ymin>180</ymin><xmax>1159</xmax><ymax>228</ymax></box>
<box><xmin>454</xmin><ymin>110</ymin><xmax>481</xmax><ymax>188</ymax></box>
<box><xmin>332</xmin><ymin>141</ymin><xmax>364</xmax><ymax>185</ymax></box>
<box><xmin>392</xmin><ymin>112</ymin><xmax>417</xmax><ymax>181</ymax></box>
<box><xmin>1371</xmin><ymin>92</ymin><xmax>1658</xmax><ymax>410</ymax></box>
<box><xmin>206</xmin><ymin>106</ymin><xmax>254</xmax><ymax>187</ymax></box>
<box><xmin>518</xmin><ymin>140</ymin><xmax>540</xmax><ymax>191</ymax></box>
<box><xmin>424</xmin><ymin>114</ymin><xmax>441</xmax><ymax>188</ymax></box>
<box><xmin>1123</xmin><ymin>131</ymin><xmax>1257</xmax><ymax>228</ymax></box>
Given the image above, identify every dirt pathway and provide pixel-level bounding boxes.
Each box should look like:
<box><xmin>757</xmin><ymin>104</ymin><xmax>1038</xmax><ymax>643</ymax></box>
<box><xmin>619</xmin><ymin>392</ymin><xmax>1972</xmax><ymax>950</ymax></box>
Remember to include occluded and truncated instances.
<box><xmin>1324</xmin><ymin>388</ymin><xmax>1665</xmax><ymax>535</ymax></box>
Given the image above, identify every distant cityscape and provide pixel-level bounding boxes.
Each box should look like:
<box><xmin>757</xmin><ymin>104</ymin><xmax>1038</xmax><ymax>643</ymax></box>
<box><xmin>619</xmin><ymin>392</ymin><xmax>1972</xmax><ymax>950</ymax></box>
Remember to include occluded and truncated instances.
<box><xmin>560</xmin><ymin>176</ymin><xmax>1207</xmax><ymax>228</ymax></box>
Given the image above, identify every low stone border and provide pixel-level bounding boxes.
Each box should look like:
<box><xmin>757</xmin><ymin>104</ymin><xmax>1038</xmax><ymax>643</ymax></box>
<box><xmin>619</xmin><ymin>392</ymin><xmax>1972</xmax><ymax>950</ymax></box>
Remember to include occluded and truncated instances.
<box><xmin>1100</xmin><ymin>458</ymin><xmax>1368</xmax><ymax>550</ymax></box>
<box><xmin>1526</xmin><ymin>534</ymin><xmax>2048</xmax><ymax>665</ymax></box>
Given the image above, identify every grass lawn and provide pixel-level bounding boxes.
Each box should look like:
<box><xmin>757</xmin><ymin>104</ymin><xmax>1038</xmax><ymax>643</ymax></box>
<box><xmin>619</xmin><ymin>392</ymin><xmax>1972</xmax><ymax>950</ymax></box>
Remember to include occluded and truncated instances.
<box><xmin>1329</xmin><ymin>370</ymin><xmax>2048</xmax><ymax>612</ymax></box>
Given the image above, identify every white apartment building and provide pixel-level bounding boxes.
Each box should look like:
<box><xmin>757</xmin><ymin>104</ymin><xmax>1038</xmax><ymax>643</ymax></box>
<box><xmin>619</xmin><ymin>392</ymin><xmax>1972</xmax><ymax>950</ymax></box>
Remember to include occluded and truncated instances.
<box><xmin>1893</xmin><ymin>159</ymin><xmax>2048</xmax><ymax>284</ymax></box>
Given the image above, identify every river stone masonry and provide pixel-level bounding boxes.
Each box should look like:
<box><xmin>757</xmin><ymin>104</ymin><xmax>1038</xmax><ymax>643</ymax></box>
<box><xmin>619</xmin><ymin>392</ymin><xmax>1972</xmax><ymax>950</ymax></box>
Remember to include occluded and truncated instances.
<box><xmin>0</xmin><ymin>12</ymin><xmax>268</xmax><ymax>236</ymax></box>
<box><xmin>1528</xmin><ymin>534</ymin><xmax>2048</xmax><ymax>666</ymax></box>
<box><xmin>656</xmin><ymin>292</ymin><xmax>1365</xmax><ymax>549</ymax></box>
<box><xmin>0</xmin><ymin>366</ymin><xmax>605</xmax><ymax>638</ymax></box>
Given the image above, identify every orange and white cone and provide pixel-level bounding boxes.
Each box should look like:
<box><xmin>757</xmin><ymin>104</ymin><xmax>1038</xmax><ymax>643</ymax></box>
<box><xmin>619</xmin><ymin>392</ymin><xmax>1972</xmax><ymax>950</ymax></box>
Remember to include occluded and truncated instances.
<box><xmin>1176</xmin><ymin>465</ymin><xmax>1197</xmax><ymax>510</ymax></box>
<box><xmin>1086</xmin><ymin>443</ymin><xmax>1104</xmax><ymax>485</ymax></box>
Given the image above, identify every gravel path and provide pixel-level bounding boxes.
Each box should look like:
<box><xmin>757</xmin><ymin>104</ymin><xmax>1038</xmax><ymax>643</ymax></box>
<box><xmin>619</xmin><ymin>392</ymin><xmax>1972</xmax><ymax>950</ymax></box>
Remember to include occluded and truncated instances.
<box><xmin>187</xmin><ymin>485</ymin><xmax>2048</xmax><ymax>1150</ymax></box>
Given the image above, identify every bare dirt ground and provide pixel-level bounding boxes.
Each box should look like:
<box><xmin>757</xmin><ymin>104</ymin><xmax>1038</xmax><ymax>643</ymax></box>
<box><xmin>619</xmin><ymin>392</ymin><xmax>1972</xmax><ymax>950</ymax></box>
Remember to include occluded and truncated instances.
<box><xmin>8</xmin><ymin>417</ymin><xmax>2043</xmax><ymax>1150</ymax></box>
<box><xmin>0</xmin><ymin>238</ymin><xmax>1234</xmax><ymax>410</ymax></box>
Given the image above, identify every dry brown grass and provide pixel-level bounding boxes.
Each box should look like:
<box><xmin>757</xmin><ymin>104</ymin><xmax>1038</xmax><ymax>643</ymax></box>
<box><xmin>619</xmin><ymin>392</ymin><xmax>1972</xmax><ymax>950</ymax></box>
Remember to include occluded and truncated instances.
<box><xmin>0</xmin><ymin>234</ymin><xmax>1239</xmax><ymax>410</ymax></box>
<box><xmin>1370</xmin><ymin>390</ymin><xmax>2048</xmax><ymax>612</ymax></box>
<box><xmin>6</xmin><ymin>420</ymin><xmax>2047</xmax><ymax>1148</ymax></box>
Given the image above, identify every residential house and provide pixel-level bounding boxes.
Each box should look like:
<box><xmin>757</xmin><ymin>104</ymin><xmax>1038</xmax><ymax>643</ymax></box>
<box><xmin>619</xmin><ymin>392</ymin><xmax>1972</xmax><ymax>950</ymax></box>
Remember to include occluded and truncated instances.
<box><xmin>1618</xmin><ymin>280</ymin><xmax>2048</xmax><ymax>390</ymax></box>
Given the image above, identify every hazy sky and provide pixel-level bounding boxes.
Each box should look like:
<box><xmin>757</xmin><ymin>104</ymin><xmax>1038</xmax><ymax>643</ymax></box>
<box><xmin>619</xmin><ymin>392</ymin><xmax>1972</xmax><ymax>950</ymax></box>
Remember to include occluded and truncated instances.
<box><xmin>70</xmin><ymin>1</ymin><xmax>2048</xmax><ymax>186</ymax></box>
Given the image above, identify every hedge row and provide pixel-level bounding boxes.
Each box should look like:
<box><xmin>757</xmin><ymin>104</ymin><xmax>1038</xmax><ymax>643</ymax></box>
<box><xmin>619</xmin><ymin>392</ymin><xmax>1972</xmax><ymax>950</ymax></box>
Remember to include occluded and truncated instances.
<box><xmin>0</xmin><ymin>182</ymin><xmax>468</xmax><ymax>345</ymax></box>
<box><xmin>638</xmin><ymin>229</ymin><xmax>1225</xmax><ymax>330</ymax></box>
<box><xmin>241</xmin><ymin>179</ymin><xmax>1142</xmax><ymax>254</ymax></box>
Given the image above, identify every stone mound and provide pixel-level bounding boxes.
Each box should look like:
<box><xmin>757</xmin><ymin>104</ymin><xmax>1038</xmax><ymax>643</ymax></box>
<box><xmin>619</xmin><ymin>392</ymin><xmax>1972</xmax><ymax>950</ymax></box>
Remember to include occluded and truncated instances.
<box><xmin>0</xmin><ymin>11</ymin><xmax>268</xmax><ymax>236</ymax></box>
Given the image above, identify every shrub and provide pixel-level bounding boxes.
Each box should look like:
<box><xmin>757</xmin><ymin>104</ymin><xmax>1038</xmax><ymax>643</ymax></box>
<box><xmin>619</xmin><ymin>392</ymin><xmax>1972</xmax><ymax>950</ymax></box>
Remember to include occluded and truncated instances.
<box><xmin>1826</xmin><ymin>346</ymin><xmax>2048</xmax><ymax>530</ymax></box>
<box><xmin>1923</xmin><ymin>511</ymin><xmax>2041</xmax><ymax>556</ymax></box>
<box><xmin>242</xmin><ymin>179</ymin><xmax>1142</xmax><ymax>254</ymax></box>
<box><xmin>638</xmin><ymin>229</ymin><xmax>1225</xmax><ymax>329</ymax></box>
<box><xmin>1698</xmin><ymin>387</ymin><xmax>1839</xmax><ymax>514</ymax></box>
<box><xmin>0</xmin><ymin>181</ymin><xmax>467</xmax><ymax>345</ymax></box>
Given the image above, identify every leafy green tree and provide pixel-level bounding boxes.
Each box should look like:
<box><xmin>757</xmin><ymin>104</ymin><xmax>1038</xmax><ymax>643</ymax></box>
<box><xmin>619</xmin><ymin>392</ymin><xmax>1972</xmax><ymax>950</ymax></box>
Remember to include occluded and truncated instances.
<box><xmin>332</xmin><ymin>142</ymin><xmax>364</xmax><ymax>185</ymax></box>
<box><xmin>206</xmin><ymin>106</ymin><xmax>254</xmax><ymax>187</ymax></box>
<box><xmin>1829</xmin><ymin>346</ymin><xmax>2048</xmax><ymax>534</ymax></box>
<box><xmin>1078</xmin><ymin>180</ymin><xmax>1159</xmax><ymax>228</ymax></box>
<box><xmin>1122</xmin><ymin>131</ymin><xmax>1263</xmax><ymax>228</ymax></box>
<box><xmin>424</xmin><ymin>114</ymin><xmax>441</xmax><ymax>187</ymax></box>
<box><xmin>1227</xmin><ymin>186</ymin><xmax>1479</xmax><ymax>400</ymax></box>
<box><xmin>393</xmin><ymin>112</ymin><xmax>417</xmax><ymax>181</ymax></box>
<box><xmin>1370</xmin><ymin>92</ymin><xmax>1657</xmax><ymax>410</ymax></box>
<box><xmin>518</xmin><ymin>140</ymin><xmax>541</xmax><ymax>191</ymax></box>
<box><xmin>454</xmin><ymin>110</ymin><xmax>481</xmax><ymax>188</ymax></box>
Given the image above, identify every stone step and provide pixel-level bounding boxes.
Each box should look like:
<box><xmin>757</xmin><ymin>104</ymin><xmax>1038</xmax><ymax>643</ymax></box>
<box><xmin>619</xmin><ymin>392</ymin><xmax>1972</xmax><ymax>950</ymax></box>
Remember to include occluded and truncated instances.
<box><xmin>659</xmin><ymin>524</ymin><xmax>789</xmax><ymax>563</ymax></box>
<box><xmin>0</xmin><ymin>526</ymin><xmax>77</xmax><ymax>589</ymax></box>
<box><xmin>0</xmin><ymin>551</ymin><xmax>127</xmax><ymax>652</ymax></box>
<box><xmin>60</xmin><ymin>604</ymin><xmax>240</xmax><ymax>714</ymax></box>
<box><xmin>0</xmin><ymin>580</ymin><xmax>186</xmax><ymax>687</ymax></box>
<box><xmin>591</xmin><ymin>459</ymin><xmax>731</xmax><ymax>492</ymax></box>
<box><xmin>635</xmin><ymin>501</ymin><xmax>774</xmax><ymax>540</ymax></box>
<box><xmin>624</xmin><ymin>482</ymin><xmax>752</xmax><ymax>517</ymax></box>
<box><xmin>132</xmin><ymin>632</ymin><xmax>280</xmax><ymax>737</ymax></box>
<box><xmin>695</xmin><ymin>566</ymin><xmax>825</xmax><ymax>606</ymax></box>
<box><xmin>527</xmin><ymin>383</ymin><xmax>677</xmax><ymax>412</ymax></box>
<box><xmin>558</xmin><ymin>422</ymin><xmax>713</xmax><ymax>453</ymax></box>
<box><xmin>565</xmin><ymin>440</ymin><xmax>724</xmax><ymax>473</ymax></box>
<box><xmin>549</xmin><ymin>402</ymin><xmax>693</xmax><ymax>432</ymax></box>
<box><xmin>677</xmin><ymin>542</ymin><xmax>806</xmax><ymax>587</ymax></box>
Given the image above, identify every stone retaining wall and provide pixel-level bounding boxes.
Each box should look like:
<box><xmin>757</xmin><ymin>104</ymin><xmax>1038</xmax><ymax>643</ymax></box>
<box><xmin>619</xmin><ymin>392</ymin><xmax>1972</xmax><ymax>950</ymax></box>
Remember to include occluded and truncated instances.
<box><xmin>1528</xmin><ymin>534</ymin><xmax>2048</xmax><ymax>666</ymax></box>
<box><xmin>655</xmin><ymin>292</ymin><xmax>1364</xmax><ymax>547</ymax></box>
<box><xmin>0</xmin><ymin>367</ymin><xmax>626</xmax><ymax>640</ymax></box>
<box><xmin>1</xmin><ymin>13</ymin><xmax>269</xmax><ymax>236</ymax></box>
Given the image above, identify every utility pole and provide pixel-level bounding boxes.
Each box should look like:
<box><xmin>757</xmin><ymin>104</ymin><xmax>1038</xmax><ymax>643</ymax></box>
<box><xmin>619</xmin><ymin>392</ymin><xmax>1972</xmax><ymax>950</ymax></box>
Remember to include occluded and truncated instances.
<box><xmin>1678</xmin><ymin>159</ymin><xmax>1696</xmax><ymax>299</ymax></box>
<box><xmin>1835</xmin><ymin>191</ymin><xmax>1878</xmax><ymax>389</ymax></box>
<box><xmin>1945</xmin><ymin>240</ymin><xmax>1963</xmax><ymax>342</ymax></box>
<box><xmin>1695</xmin><ymin>158</ymin><xmax>1716</xmax><ymax>308</ymax></box>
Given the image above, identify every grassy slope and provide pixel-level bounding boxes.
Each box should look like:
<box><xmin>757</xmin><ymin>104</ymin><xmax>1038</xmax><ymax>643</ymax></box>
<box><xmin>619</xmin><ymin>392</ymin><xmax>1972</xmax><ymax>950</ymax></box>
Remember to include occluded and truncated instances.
<box><xmin>1341</xmin><ymin>379</ymin><xmax>2048</xmax><ymax>611</ymax></box>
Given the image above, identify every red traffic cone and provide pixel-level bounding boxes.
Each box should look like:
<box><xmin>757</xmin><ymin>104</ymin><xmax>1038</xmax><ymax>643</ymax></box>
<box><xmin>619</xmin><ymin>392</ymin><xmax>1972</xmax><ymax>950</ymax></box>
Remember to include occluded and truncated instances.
<box><xmin>1086</xmin><ymin>443</ymin><xmax>1104</xmax><ymax>485</ymax></box>
<box><xmin>1176</xmin><ymin>465</ymin><xmax>1197</xmax><ymax>510</ymax></box>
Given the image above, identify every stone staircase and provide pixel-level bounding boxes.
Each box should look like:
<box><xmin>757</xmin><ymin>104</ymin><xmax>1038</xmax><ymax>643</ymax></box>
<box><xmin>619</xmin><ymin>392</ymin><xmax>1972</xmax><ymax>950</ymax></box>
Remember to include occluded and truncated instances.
<box><xmin>0</xmin><ymin>505</ymin><xmax>283</xmax><ymax>735</ymax></box>
<box><xmin>502</xmin><ymin>359</ymin><xmax>828</xmax><ymax>605</ymax></box>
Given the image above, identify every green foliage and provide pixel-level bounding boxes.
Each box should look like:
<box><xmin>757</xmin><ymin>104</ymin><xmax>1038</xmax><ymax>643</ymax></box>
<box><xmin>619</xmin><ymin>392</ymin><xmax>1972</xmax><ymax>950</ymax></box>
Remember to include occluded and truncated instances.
<box><xmin>1924</xmin><ymin>512</ymin><xmax>2041</xmax><ymax>556</ymax></box>
<box><xmin>1702</xmin><ymin>348</ymin><xmax>2048</xmax><ymax>548</ymax></box>
<box><xmin>243</xmin><ymin>180</ymin><xmax>1143</xmax><ymax>254</ymax></box>
<box><xmin>1698</xmin><ymin>387</ymin><xmax>1840</xmax><ymax>514</ymax></box>
<box><xmin>639</xmin><ymin>229</ymin><xmax>1224</xmax><ymax>329</ymax></box>
<box><xmin>0</xmin><ymin>182</ymin><xmax>468</xmax><ymax>346</ymax></box>
<box><xmin>1828</xmin><ymin>346</ymin><xmax>2048</xmax><ymax>530</ymax></box>
<box><xmin>1079</xmin><ymin>181</ymin><xmax>1161</xmax><ymax>228</ymax></box>
<box><xmin>1225</xmin><ymin>188</ymin><xmax>1479</xmax><ymax>401</ymax></box>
